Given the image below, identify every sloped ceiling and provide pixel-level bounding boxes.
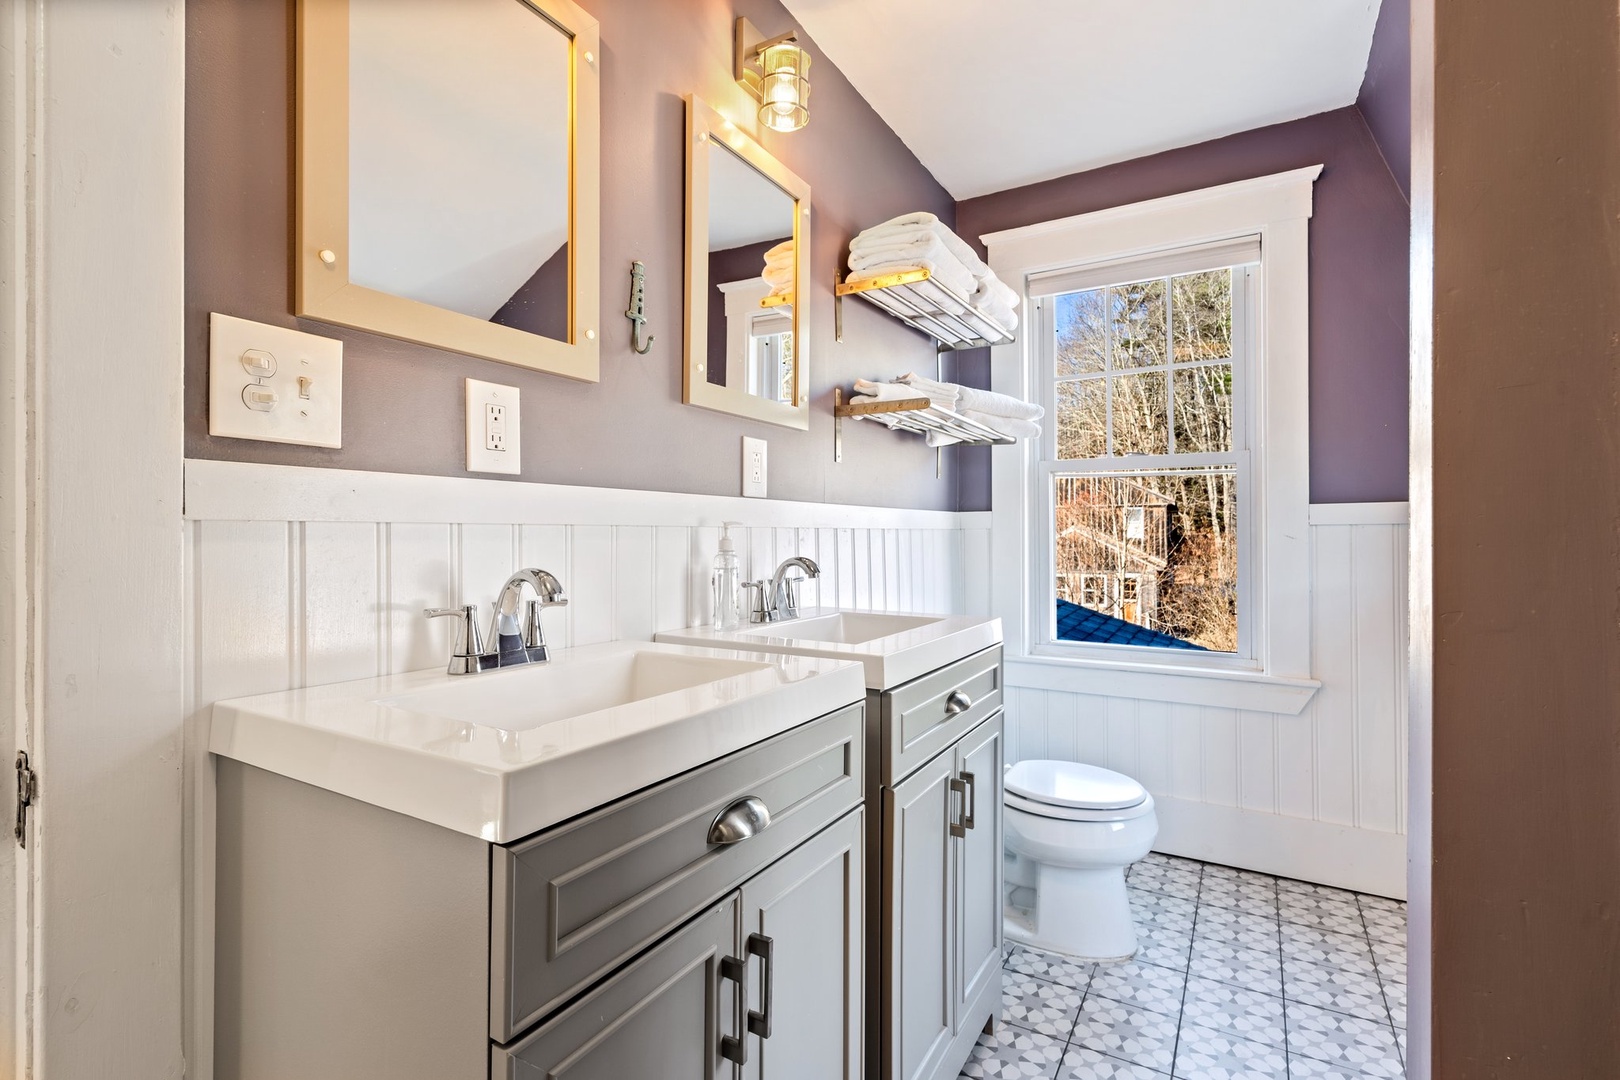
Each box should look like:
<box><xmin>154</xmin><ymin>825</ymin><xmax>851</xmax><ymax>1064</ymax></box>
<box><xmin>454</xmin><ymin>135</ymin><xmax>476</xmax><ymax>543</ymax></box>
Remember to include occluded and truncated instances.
<box><xmin>781</xmin><ymin>0</ymin><xmax>1384</xmax><ymax>199</ymax></box>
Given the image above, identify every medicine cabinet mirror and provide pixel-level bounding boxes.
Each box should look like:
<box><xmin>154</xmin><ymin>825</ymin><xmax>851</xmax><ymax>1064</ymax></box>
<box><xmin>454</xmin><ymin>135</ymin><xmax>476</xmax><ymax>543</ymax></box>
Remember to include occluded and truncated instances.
<box><xmin>296</xmin><ymin>0</ymin><xmax>601</xmax><ymax>379</ymax></box>
<box><xmin>683</xmin><ymin>96</ymin><xmax>811</xmax><ymax>429</ymax></box>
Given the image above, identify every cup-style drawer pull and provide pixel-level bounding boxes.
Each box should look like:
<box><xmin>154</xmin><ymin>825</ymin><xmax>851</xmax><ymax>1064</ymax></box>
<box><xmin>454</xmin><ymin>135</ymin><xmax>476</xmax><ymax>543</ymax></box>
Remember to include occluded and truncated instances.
<box><xmin>708</xmin><ymin>796</ymin><xmax>772</xmax><ymax>845</ymax></box>
<box><xmin>944</xmin><ymin>690</ymin><xmax>974</xmax><ymax>715</ymax></box>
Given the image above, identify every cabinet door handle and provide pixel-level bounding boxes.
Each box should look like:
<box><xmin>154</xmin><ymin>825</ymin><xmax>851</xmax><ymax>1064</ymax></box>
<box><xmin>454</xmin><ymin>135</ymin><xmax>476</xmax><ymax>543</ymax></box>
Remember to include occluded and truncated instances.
<box><xmin>720</xmin><ymin>951</ymin><xmax>748</xmax><ymax>1065</ymax></box>
<box><xmin>944</xmin><ymin>690</ymin><xmax>973</xmax><ymax>715</ymax></box>
<box><xmin>960</xmin><ymin>770</ymin><xmax>977</xmax><ymax>831</ymax></box>
<box><xmin>746</xmin><ymin>932</ymin><xmax>774</xmax><ymax>1040</ymax></box>
<box><xmin>708</xmin><ymin>796</ymin><xmax>771</xmax><ymax>845</ymax></box>
<box><xmin>949</xmin><ymin>776</ymin><xmax>968</xmax><ymax>839</ymax></box>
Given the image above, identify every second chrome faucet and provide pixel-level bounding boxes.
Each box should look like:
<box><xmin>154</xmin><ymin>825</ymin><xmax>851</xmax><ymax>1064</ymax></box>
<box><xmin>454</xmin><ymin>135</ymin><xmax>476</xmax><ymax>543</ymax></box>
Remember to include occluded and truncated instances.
<box><xmin>743</xmin><ymin>557</ymin><xmax>820</xmax><ymax>624</ymax></box>
<box><xmin>425</xmin><ymin>568</ymin><xmax>568</xmax><ymax>675</ymax></box>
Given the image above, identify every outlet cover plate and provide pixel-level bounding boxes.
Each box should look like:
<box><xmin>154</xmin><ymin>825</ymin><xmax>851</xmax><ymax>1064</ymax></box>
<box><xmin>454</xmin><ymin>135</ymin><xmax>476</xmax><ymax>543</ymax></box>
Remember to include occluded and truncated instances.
<box><xmin>742</xmin><ymin>436</ymin><xmax>767</xmax><ymax>498</ymax></box>
<box><xmin>466</xmin><ymin>378</ymin><xmax>522</xmax><ymax>474</ymax></box>
<box><xmin>208</xmin><ymin>312</ymin><xmax>343</xmax><ymax>447</ymax></box>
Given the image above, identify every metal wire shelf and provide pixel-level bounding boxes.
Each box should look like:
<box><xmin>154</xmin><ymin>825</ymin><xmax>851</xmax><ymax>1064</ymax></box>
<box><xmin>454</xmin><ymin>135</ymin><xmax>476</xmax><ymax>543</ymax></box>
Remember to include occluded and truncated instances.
<box><xmin>834</xmin><ymin>267</ymin><xmax>1016</xmax><ymax>351</ymax></box>
<box><xmin>832</xmin><ymin>387</ymin><xmax>1012</xmax><ymax>466</ymax></box>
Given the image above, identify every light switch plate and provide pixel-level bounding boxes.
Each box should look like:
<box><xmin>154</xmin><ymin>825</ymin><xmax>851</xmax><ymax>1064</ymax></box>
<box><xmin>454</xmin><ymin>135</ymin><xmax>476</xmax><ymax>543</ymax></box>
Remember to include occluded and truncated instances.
<box><xmin>466</xmin><ymin>378</ymin><xmax>521</xmax><ymax>474</ymax></box>
<box><xmin>208</xmin><ymin>312</ymin><xmax>343</xmax><ymax>447</ymax></box>
<box><xmin>742</xmin><ymin>436</ymin><xmax>767</xmax><ymax>498</ymax></box>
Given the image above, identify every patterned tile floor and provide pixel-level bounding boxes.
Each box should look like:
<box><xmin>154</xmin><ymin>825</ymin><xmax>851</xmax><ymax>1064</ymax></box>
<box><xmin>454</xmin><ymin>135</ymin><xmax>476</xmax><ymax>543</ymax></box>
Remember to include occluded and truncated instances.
<box><xmin>962</xmin><ymin>853</ymin><xmax>1406</xmax><ymax>1079</ymax></box>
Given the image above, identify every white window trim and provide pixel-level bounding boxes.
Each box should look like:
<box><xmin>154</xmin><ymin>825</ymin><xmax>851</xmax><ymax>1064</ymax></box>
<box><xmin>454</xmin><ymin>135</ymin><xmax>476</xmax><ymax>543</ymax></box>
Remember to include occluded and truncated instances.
<box><xmin>984</xmin><ymin>166</ymin><xmax>1323</xmax><ymax>715</ymax></box>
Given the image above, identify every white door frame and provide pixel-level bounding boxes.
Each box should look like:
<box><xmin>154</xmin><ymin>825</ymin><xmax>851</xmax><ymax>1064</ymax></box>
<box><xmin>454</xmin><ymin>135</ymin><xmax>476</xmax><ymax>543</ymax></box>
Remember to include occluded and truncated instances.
<box><xmin>2</xmin><ymin>1</ymin><xmax>188</xmax><ymax>1076</ymax></box>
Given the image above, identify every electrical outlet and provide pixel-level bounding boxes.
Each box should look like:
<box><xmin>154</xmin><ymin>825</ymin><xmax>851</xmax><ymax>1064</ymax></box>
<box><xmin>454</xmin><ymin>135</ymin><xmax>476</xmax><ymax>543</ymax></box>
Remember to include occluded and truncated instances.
<box><xmin>466</xmin><ymin>378</ymin><xmax>521</xmax><ymax>474</ymax></box>
<box><xmin>742</xmin><ymin>436</ymin><xmax>767</xmax><ymax>498</ymax></box>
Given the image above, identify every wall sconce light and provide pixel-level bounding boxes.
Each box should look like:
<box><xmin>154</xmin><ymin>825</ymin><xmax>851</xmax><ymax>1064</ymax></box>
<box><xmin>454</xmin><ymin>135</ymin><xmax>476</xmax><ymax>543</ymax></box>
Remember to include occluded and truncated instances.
<box><xmin>734</xmin><ymin>17</ymin><xmax>811</xmax><ymax>132</ymax></box>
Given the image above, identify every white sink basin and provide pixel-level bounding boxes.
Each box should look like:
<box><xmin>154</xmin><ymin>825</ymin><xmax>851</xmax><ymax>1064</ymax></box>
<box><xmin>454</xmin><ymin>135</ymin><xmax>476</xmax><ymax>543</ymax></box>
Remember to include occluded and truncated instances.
<box><xmin>656</xmin><ymin>608</ymin><xmax>1002</xmax><ymax>691</ymax></box>
<box><xmin>750</xmin><ymin>612</ymin><xmax>940</xmax><ymax>646</ymax></box>
<box><xmin>210</xmin><ymin>641</ymin><xmax>866</xmax><ymax>842</ymax></box>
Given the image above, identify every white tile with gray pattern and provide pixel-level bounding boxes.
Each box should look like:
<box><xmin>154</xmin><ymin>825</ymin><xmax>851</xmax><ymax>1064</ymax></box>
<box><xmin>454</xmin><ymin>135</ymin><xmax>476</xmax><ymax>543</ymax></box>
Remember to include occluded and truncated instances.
<box><xmin>960</xmin><ymin>854</ymin><xmax>1406</xmax><ymax>1080</ymax></box>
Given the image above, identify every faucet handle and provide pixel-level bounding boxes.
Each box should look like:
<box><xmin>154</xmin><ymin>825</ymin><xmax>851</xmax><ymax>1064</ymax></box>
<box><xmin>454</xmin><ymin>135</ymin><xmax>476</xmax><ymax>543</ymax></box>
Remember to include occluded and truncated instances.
<box><xmin>522</xmin><ymin>598</ymin><xmax>565</xmax><ymax>650</ymax></box>
<box><xmin>741</xmin><ymin>581</ymin><xmax>769</xmax><ymax>624</ymax></box>
<box><xmin>425</xmin><ymin>605</ymin><xmax>484</xmax><ymax>660</ymax></box>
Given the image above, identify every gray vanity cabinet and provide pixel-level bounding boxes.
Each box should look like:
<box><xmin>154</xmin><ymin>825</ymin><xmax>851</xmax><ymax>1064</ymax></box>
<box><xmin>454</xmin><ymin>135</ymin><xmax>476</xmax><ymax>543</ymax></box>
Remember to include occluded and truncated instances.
<box><xmin>871</xmin><ymin>645</ymin><xmax>1006</xmax><ymax>1080</ymax></box>
<box><xmin>500</xmin><ymin>809</ymin><xmax>865</xmax><ymax>1080</ymax></box>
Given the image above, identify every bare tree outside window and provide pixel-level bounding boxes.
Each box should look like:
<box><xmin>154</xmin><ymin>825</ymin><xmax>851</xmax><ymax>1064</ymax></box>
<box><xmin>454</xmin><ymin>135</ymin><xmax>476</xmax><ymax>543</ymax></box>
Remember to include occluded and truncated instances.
<box><xmin>1051</xmin><ymin>269</ymin><xmax>1240</xmax><ymax>652</ymax></box>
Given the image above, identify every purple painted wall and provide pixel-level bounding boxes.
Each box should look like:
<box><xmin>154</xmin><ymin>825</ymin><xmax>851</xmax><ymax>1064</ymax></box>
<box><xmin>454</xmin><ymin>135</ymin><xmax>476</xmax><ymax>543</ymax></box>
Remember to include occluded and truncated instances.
<box><xmin>955</xmin><ymin>106</ymin><xmax>1411</xmax><ymax>504</ymax></box>
<box><xmin>1359</xmin><ymin>0</ymin><xmax>1411</xmax><ymax>199</ymax></box>
<box><xmin>186</xmin><ymin>0</ymin><xmax>962</xmax><ymax>510</ymax></box>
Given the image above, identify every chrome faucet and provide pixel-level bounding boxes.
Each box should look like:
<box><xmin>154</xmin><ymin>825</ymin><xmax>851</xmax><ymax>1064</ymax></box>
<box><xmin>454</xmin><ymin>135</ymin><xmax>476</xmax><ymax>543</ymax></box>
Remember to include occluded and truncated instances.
<box><xmin>424</xmin><ymin>568</ymin><xmax>568</xmax><ymax>675</ymax></box>
<box><xmin>745</xmin><ymin>556</ymin><xmax>820</xmax><ymax>623</ymax></box>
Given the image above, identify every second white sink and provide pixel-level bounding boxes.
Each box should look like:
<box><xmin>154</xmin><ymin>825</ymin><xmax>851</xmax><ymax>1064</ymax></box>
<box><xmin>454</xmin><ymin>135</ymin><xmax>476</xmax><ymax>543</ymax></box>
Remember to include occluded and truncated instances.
<box><xmin>656</xmin><ymin>608</ymin><xmax>1003</xmax><ymax>691</ymax></box>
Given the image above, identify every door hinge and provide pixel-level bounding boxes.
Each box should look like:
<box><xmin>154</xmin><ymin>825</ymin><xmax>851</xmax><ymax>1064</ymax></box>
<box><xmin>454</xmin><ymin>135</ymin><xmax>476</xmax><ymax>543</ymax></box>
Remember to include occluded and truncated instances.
<box><xmin>15</xmin><ymin>751</ymin><xmax>36</xmax><ymax>848</ymax></box>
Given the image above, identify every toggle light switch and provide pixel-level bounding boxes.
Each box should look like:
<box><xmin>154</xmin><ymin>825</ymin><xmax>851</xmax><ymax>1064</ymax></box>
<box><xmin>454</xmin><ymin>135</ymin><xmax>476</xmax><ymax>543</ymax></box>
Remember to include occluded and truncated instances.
<box><xmin>241</xmin><ymin>349</ymin><xmax>277</xmax><ymax>378</ymax></box>
<box><xmin>209</xmin><ymin>312</ymin><xmax>343</xmax><ymax>447</ymax></box>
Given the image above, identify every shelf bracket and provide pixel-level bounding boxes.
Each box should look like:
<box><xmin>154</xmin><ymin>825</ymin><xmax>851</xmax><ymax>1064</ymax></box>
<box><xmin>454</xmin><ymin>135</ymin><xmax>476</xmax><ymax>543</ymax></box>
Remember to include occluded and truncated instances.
<box><xmin>834</xmin><ymin>270</ymin><xmax>844</xmax><ymax>343</ymax></box>
<box><xmin>833</xmin><ymin>387</ymin><xmax>844</xmax><ymax>462</ymax></box>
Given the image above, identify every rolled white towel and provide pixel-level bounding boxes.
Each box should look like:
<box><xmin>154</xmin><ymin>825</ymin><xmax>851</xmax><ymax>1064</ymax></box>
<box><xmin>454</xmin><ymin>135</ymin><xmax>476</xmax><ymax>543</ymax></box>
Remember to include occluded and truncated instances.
<box><xmin>763</xmin><ymin>264</ymin><xmax>794</xmax><ymax>286</ymax></box>
<box><xmin>956</xmin><ymin>384</ymin><xmax>1042</xmax><ymax>420</ymax></box>
<box><xmin>894</xmin><ymin>374</ymin><xmax>960</xmax><ymax>410</ymax></box>
<box><xmin>972</xmin><ymin>270</ymin><xmax>1020</xmax><ymax>312</ymax></box>
<box><xmin>961</xmin><ymin>410</ymin><xmax>1041</xmax><ymax>441</ymax></box>
<box><xmin>847</xmin><ymin>239</ymin><xmax>978</xmax><ymax>296</ymax></box>
<box><xmin>764</xmin><ymin>239</ymin><xmax>793</xmax><ymax>262</ymax></box>
<box><xmin>926</xmin><ymin>429</ymin><xmax>962</xmax><ymax>448</ymax></box>
<box><xmin>852</xmin><ymin>379</ymin><xmax>927</xmax><ymax>402</ymax></box>
<box><xmin>970</xmin><ymin>297</ymin><xmax>1019</xmax><ymax>334</ymax></box>
<box><xmin>850</xmin><ymin>211</ymin><xmax>989</xmax><ymax>278</ymax></box>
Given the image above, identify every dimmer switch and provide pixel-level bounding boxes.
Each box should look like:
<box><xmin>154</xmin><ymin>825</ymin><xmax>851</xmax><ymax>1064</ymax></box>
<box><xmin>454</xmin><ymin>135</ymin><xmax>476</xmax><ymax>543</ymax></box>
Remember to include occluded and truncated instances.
<box><xmin>209</xmin><ymin>313</ymin><xmax>342</xmax><ymax>447</ymax></box>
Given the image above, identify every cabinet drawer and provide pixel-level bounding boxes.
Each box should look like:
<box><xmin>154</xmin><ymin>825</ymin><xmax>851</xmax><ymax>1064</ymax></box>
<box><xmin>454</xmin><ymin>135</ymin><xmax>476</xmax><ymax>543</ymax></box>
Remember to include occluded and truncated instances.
<box><xmin>490</xmin><ymin>702</ymin><xmax>864</xmax><ymax>1043</ymax></box>
<box><xmin>880</xmin><ymin>646</ymin><xmax>1002</xmax><ymax>785</ymax></box>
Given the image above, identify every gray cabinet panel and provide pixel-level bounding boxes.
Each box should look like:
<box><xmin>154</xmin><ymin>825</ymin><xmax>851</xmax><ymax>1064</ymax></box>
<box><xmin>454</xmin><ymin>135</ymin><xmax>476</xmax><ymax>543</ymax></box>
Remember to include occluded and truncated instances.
<box><xmin>881</xmin><ymin>647</ymin><xmax>1002</xmax><ymax>785</ymax></box>
<box><xmin>740</xmin><ymin>809</ymin><xmax>865</xmax><ymax>1080</ymax></box>
<box><xmin>954</xmin><ymin>714</ymin><xmax>1004</xmax><ymax>1030</ymax></box>
<box><xmin>494</xmin><ymin>897</ymin><xmax>739</xmax><ymax>1080</ymax></box>
<box><xmin>492</xmin><ymin>703</ymin><xmax>864</xmax><ymax>1041</ymax></box>
<box><xmin>883</xmin><ymin>751</ymin><xmax>957</xmax><ymax>1080</ymax></box>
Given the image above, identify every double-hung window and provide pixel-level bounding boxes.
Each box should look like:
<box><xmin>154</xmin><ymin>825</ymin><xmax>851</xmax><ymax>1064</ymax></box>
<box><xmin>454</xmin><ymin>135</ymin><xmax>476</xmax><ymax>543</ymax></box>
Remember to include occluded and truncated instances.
<box><xmin>1031</xmin><ymin>239</ymin><xmax>1257</xmax><ymax>660</ymax></box>
<box><xmin>984</xmin><ymin>167</ymin><xmax>1321</xmax><ymax>706</ymax></box>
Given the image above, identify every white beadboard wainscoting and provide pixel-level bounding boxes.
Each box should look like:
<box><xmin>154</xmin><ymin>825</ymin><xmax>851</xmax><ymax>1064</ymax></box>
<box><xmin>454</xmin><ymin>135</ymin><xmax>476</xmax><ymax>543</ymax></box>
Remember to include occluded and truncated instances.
<box><xmin>963</xmin><ymin>505</ymin><xmax>1410</xmax><ymax>900</ymax></box>
<box><xmin>180</xmin><ymin>459</ymin><xmax>977</xmax><ymax>1080</ymax></box>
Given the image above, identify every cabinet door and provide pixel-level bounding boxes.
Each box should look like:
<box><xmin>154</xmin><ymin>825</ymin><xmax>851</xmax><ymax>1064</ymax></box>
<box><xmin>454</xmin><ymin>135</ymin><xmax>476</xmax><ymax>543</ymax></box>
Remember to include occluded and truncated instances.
<box><xmin>883</xmin><ymin>750</ymin><xmax>958</xmax><ymax>1080</ymax></box>
<box><xmin>494</xmin><ymin>897</ymin><xmax>740</xmax><ymax>1080</ymax></box>
<box><xmin>954</xmin><ymin>713</ymin><xmax>1005</xmax><ymax>1030</ymax></box>
<box><xmin>741</xmin><ymin>809</ymin><xmax>864</xmax><ymax>1080</ymax></box>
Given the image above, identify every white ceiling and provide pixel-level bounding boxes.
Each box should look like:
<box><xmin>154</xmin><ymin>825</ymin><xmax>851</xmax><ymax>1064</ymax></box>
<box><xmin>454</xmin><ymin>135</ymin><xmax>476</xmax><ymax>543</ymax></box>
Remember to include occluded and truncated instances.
<box><xmin>348</xmin><ymin>0</ymin><xmax>571</xmax><ymax>321</ymax></box>
<box><xmin>781</xmin><ymin>0</ymin><xmax>1383</xmax><ymax>199</ymax></box>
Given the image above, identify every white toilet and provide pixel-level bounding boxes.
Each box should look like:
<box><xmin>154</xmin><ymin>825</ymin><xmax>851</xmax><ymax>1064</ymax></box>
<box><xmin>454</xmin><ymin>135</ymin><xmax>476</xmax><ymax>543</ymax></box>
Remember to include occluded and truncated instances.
<box><xmin>1003</xmin><ymin>759</ymin><xmax>1159</xmax><ymax>961</ymax></box>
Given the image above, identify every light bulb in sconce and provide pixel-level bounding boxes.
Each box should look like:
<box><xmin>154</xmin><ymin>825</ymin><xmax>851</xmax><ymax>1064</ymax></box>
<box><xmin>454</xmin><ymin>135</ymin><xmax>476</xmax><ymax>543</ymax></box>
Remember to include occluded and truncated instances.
<box><xmin>734</xmin><ymin>18</ymin><xmax>811</xmax><ymax>132</ymax></box>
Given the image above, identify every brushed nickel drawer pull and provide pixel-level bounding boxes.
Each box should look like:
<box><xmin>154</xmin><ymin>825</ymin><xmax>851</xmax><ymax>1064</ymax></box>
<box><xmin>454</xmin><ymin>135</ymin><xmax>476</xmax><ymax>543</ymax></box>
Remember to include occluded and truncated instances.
<box><xmin>948</xmin><ymin>776</ymin><xmax>968</xmax><ymax>839</ymax></box>
<box><xmin>960</xmin><ymin>771</ymin><xmax>977</xmax><ymax>831</ymax></box>
<box><xmin>944</xmin><ymin>690</ymin><xmax>973</xmax><ymax>715</ymax></box>
<box><xmin>708</xmin><ymin>796</ymin><xmax>771</xmax><ymax>845</ymax></box>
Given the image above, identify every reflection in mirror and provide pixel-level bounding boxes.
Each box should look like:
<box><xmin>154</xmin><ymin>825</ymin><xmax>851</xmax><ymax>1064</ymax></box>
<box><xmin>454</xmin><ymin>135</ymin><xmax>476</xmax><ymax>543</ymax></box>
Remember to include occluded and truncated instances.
<box><xmin>348</xmin><ymin>0</ymin><xmax>572</xmax><ymax>342</ymax></box>
<box><xmin>704</xmin><ymin>142</ymin><xmax>797</xmax><ymax>401</ymax></box>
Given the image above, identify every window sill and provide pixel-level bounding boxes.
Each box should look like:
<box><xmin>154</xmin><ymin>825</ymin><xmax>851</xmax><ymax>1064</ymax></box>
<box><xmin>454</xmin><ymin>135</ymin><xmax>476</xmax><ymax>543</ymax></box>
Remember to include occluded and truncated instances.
<box><xmin>1004</xmin><ymin>654</ymin><xmax>1320</xmax><ymax>715</ymax></box>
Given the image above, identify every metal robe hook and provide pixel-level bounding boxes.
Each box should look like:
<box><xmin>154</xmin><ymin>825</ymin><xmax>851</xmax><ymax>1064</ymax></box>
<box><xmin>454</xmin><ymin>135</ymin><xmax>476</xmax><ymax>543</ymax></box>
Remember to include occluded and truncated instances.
<box><xmin>625</xmin><ymin>260</ymin><xmax>654</xmax><ymax>354</ymax></box>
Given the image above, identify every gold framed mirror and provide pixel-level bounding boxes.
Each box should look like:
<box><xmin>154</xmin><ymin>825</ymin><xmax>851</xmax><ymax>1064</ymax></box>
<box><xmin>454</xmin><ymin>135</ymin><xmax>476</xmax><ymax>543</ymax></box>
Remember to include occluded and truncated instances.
<box><xmin>296</xmin><ymin>0</ymin><xmax>601</xmax><ymax>380</ymax></box>
<box><xmin>683</xmin><ymin>96</ymin><xmax>811</xmax><ymax>429</ymax></box>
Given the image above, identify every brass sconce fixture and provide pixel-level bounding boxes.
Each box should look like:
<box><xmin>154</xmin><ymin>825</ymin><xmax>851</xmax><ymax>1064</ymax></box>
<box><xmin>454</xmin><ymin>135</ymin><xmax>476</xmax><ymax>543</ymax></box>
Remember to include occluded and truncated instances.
<box><xmin>734</xmin><ymin>17</ymin><xmax>812</xmax><ymax>132</ymax></box>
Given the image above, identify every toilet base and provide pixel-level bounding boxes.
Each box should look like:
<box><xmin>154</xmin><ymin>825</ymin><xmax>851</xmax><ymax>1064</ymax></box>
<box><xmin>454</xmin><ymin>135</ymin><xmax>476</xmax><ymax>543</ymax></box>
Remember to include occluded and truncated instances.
<box><xmin>1003</xmin><ymin>862</ymin><xmax>1139</xmax><ymax>962</ymax></box>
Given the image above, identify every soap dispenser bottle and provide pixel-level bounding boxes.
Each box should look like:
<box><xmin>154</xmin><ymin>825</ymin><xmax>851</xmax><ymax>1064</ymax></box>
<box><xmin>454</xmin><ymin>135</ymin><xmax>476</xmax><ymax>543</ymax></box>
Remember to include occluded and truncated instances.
<box><xmin>712</xmin><ymin>522</ymin><xmax>743</xmax><ymax>630</ymax></box>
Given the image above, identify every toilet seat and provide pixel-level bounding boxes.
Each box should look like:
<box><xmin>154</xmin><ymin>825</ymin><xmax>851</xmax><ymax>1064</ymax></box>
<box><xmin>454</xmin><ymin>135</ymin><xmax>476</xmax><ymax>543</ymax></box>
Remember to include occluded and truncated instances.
<box><xmin>1006</xmin><ymin>760</ymin><xmax>1148</xmax><ymax>813</ymax></box>
<box><xmin>1004</xmin><ymin>789</ymin><xmax>1156</xmax><ymax>823</ymax></box>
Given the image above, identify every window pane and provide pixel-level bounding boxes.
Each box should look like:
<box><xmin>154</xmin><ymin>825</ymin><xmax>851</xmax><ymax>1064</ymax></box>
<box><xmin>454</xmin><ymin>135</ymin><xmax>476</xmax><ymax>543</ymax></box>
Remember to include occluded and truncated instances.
<box><xmin>1053</xmin><ymin>471</ymin><xmax>1238</xmax><ymax>652</ymax></box>
<box><xmin>1111</xmin><ymin>280</ymin><xmax>1167</xmax><ymax>368</ymax></box>
<box><xmin>1110</xmin><ymin>372</ymin><xmax>1169</xmax><ymax>455</ymax></box>
<box><xmin>1173</xmin><ymin>364</ymin><xmax>1233</xmax><ymax>453</ymax></box>
<box><xmin>1055</xmin><ymin>290</ymin><xmax>1108</xmax><ymax>376</ymax></box>
<box><xmin>1056</xmin><ymin>378</ymin><xmax>1107</xmax><ymax>458</ymax></box>
<box><xmin>1172</xmin><ymin>270</ymin><xmax>1232</xmax><ymax>363</ymax></box>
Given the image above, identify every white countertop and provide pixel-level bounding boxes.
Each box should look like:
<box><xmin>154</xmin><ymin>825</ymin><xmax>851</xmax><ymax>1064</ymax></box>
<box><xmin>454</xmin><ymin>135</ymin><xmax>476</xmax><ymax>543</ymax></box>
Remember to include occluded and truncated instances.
<box><xmin>209</xmin><ymin>640</ymin><xmax>867</xmax><ymax>843</ymax></box>
<box><xmin>655</xmin><ymin>608</ymin><xmax>1003</xmax><ymax>690</ymax></box>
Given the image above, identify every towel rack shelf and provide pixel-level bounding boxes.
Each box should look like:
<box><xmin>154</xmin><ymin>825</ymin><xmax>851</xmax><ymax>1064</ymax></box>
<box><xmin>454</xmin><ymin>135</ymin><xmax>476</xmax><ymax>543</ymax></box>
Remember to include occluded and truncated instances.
<box><xmin>832</xmin><ymin>387</ymin><xmax>1012</xmax><ymax>467</ymax></box>
<box><xmin>758</xmin><ymin>293</ymin><xmax>791</xmax><ymax>309</ymax></box>
<box><xmin>834</xmin><ymin>267</ymin><xmax>1016</xmax><ymax>351</ymax></box>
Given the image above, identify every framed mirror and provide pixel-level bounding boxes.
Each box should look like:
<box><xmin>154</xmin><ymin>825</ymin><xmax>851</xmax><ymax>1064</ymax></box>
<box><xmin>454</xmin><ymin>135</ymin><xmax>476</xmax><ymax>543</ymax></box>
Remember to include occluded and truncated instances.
<box><xmin>684</xmin><ymin>96</ymin><xmax>811</xmax><ymax>429</ymax></box>
<box><xmin>296</xmin><ymin>0</ymin><xmax>600</xmax><ymax>380</ymax></box>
